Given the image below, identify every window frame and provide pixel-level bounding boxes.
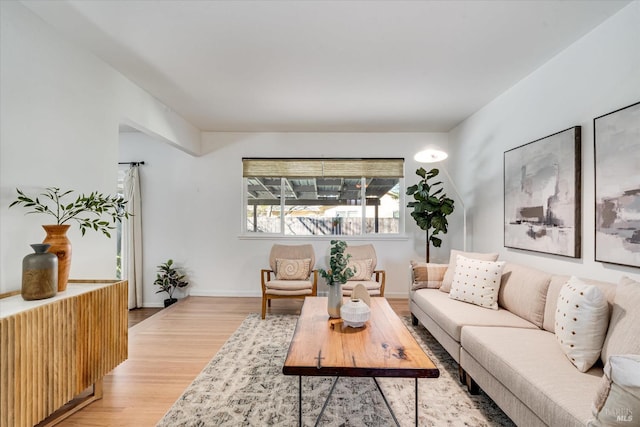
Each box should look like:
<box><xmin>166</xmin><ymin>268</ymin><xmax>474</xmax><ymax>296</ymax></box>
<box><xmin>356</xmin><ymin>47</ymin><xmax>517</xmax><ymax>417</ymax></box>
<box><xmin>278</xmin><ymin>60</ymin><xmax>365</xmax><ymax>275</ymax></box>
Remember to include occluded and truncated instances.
<box><xmin>241</xmin><ymin>158</ymin><xmax>406</xmax><ymax>239</ymax></box>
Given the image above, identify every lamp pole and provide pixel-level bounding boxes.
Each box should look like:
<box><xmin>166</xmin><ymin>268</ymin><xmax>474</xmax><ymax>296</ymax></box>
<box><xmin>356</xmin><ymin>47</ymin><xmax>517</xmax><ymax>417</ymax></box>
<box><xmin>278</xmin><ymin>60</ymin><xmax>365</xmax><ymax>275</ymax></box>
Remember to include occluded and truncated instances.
<box><xmin>439</xmin><ymin>167</ymin><xmax>467</xmax><ymax>252</ymax></box>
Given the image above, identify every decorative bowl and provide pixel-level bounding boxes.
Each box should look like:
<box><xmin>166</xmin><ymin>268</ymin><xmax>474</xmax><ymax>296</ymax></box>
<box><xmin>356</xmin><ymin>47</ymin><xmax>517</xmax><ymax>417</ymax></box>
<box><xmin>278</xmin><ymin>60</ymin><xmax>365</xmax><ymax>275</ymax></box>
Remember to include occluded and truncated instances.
<box><xmin>340</xmin><ymin>298</ymin><xmax>371</xmax><ymax>328</ymax></box>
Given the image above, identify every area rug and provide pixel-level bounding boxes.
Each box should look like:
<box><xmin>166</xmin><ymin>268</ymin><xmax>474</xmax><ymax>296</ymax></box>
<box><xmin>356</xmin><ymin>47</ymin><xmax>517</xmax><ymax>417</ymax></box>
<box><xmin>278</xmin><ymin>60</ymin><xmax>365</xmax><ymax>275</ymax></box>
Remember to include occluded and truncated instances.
<box><xmin>157</xmin><ymin>314</ymin><xmax>515</xmax><ymax>426</ymax></box>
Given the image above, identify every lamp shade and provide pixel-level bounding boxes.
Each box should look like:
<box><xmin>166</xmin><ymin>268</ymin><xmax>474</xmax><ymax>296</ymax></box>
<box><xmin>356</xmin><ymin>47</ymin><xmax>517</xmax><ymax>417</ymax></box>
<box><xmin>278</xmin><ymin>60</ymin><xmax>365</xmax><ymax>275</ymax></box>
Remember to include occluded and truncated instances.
<box><xmin>414</xmin><ymin>149</ymin><xmax>448</xmax><ymax>163</ymax></box>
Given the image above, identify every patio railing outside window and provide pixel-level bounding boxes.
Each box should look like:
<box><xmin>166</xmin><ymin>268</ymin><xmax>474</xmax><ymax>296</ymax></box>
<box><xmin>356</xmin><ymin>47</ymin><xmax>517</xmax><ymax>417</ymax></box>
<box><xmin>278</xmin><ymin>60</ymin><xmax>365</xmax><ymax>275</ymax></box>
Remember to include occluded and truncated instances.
<box><xmin>243</xmin><ymin>158</ymin><xmax>404</xmax><ymax>236</ymax></box>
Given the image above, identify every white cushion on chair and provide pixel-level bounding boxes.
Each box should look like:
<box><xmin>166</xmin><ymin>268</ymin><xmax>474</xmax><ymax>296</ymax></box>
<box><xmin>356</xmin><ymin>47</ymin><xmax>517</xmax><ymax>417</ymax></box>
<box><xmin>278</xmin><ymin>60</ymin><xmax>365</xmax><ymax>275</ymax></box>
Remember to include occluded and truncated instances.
<box><xmin>266</xmin><ymin>280</ymin><xmax>313</xmax><ymax>291</ymax></box>
<box><xmin>265</xmin><ymin>288</ymin><xmax>313</xmax><ymax>296</ymax></box>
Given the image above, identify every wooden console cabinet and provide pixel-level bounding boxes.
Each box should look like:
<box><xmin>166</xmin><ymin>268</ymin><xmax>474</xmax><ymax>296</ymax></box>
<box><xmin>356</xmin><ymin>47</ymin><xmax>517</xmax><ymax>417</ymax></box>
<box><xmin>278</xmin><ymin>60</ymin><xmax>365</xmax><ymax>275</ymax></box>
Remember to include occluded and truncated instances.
<box><xmin>0</xmin><ymin>280</ymin><xmax>128</xmax><ymax>427</ymax></box>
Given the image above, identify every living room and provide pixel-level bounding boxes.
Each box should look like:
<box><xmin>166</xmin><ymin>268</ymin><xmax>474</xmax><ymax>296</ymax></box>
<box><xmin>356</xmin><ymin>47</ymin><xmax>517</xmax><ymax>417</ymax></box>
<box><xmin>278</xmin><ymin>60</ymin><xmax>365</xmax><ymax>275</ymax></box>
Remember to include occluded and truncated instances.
<box><xmin>1</xmin><ymin>1</ymin><xmax>639</xmax><ymax>426</ymax></box>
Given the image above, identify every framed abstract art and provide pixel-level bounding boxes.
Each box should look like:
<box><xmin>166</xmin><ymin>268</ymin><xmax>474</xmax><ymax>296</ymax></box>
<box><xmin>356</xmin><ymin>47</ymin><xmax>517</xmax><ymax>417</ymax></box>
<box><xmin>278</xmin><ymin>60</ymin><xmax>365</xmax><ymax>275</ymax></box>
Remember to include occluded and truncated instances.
<box><xmin>504</xmin><ymin>126</ymin><xmax>581</xmax><ymax>257</ymax></box>
<box><xmin>594</xmin><ymin>101</ymin><xmax>640</xmax><ymax>268</ymax></box>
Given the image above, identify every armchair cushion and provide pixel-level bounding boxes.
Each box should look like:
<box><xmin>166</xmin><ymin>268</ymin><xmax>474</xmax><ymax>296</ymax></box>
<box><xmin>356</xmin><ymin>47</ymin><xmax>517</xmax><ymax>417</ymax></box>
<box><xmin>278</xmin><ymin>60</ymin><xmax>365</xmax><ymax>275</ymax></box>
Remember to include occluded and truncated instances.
<box><xmin>266</xmin><ymin>279</ymin><xmax>313</xmax><ymax>291</ymax></box>
<box><xmin>275</xmin><ymin>258</ymin><xmax>311</xmax><ymax>280</ymax></box>
<box><xmin>347</xmin><ymin>258</ymin><xmax>373</xmax><ymax>281</ymax></box>
<box><xmin>269</xmin><ymin>244</ymin><xmax>315</xmax><ymax>272</ymax></box>
<box><xmin>344</xmin><ymin>244</ymin><xmax>377</xmax><ymax>271</ymax></box>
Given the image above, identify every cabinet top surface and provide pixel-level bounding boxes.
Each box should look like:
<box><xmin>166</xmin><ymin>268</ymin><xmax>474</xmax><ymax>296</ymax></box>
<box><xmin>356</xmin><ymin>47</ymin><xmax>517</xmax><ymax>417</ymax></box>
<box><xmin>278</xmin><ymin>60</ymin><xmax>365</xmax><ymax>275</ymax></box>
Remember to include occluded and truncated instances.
<box><xmin>0</xmin><ymin>281</ymin><xmax>124</xmax><ymax>319</ymax></box>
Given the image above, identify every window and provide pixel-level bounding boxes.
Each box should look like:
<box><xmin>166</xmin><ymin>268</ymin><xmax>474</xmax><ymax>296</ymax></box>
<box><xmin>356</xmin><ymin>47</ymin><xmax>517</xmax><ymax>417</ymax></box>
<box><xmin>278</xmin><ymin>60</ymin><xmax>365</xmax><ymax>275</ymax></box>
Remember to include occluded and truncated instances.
<box><xmin>243</xmin><ymin>158</ymin><xmax>404</xmax><ymax>236</ymax></box>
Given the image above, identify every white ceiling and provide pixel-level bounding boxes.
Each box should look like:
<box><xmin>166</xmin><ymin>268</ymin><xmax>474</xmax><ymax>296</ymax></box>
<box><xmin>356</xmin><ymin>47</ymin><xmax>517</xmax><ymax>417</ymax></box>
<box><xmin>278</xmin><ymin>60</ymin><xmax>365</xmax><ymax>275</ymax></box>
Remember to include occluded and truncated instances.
<box><xmin>22</xmin><ymin>0</ymin><xmax>631</xmax><ymax>132</ymax></box>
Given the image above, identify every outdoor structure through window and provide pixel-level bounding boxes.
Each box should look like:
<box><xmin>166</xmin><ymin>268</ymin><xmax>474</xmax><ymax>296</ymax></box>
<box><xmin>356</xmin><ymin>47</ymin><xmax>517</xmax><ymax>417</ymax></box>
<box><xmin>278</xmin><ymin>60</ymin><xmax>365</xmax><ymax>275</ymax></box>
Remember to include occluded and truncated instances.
<box><xmin>243</xmin><ymin>158</ymin><xmax>404</xmax><ymax>236</ymax></box>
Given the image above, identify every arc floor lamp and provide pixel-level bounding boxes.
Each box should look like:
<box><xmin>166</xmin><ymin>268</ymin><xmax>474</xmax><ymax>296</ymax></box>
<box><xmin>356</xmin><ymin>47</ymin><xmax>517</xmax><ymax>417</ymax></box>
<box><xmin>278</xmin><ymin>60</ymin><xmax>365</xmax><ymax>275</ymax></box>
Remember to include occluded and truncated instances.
<box><xmin>414</xmin><ymin>149</ymin><xmax>467</xmax><ymax>251</ymax></box>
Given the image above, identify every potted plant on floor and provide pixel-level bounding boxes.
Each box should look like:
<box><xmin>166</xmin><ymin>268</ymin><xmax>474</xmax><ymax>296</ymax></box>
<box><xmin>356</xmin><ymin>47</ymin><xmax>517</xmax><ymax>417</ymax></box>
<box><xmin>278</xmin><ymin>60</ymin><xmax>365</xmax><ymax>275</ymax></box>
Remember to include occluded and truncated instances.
<box><xmin>153</xmin><ymin>259</ymin><xmax>189</xmax><ymax>307</ymax></box>
<box><xmin>406</xmin><ymin>168</ymin><xmax>455</xmax><ymax>262</ymax></box>
<box><xmin>318</xmin><ymin>240</ymin><xmax>356</xmax><ymax>318</ymax></box>
<box><xmin>9</xmin><ymin>187</ymin><xmax>130</xmax><ymax>291</ymax></box>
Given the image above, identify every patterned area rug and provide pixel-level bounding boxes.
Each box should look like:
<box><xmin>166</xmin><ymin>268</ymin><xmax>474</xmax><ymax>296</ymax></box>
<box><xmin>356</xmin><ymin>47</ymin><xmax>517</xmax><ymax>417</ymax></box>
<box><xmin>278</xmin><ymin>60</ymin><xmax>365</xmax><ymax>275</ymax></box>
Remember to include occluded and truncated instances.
<box><xmin>157</xmin><ymin>314</ymin><xmax>515</xmax><ymax>426</ymax></box>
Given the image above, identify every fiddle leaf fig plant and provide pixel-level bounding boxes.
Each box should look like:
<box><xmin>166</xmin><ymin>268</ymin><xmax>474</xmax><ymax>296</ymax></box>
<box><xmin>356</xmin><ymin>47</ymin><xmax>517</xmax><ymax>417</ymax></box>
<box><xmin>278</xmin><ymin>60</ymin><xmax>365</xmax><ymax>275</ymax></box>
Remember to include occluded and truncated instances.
<box><xmin>9</xmin><ymin>187</ymin><xmax>130</xmax><ymax>238</ymax></box>
<box><xmin>406</xmin><ymin>167</ymin><xmax>455</xmax><ymax>262</ymax></box>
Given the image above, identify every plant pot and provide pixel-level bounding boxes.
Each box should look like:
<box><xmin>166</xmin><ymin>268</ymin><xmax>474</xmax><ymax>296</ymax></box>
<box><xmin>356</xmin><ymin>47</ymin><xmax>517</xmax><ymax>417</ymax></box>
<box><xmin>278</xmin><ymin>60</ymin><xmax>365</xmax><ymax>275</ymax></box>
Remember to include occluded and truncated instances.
<box><xmin>42</xmin><ymin>224</ymin><xmax>72</xmax><ymax>292</ymax></box>
<box><xmin>327</xmin><ymin>282</ymin><xmax>343</xmax><ymax>318</ymax></box>
<box><xmin>164</xmin><ymin>298</ymin><xmax>178</xmax><ymax>308</ymax></box>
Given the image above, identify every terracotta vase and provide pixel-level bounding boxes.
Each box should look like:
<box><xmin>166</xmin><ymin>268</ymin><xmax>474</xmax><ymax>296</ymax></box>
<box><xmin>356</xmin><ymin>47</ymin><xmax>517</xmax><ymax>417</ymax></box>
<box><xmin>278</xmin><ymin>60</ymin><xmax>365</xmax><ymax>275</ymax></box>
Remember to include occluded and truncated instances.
<box><xmin>42</xmin><ymin>224</ymin><xmax>72</xmax><ymax>292</ymax></box>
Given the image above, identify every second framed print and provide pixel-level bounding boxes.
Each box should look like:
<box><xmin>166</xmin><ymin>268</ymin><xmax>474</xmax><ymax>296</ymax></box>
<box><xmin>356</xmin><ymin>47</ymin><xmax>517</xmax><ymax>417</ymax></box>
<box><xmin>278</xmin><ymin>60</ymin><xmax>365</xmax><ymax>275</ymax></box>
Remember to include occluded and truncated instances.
<box><xmin>594</xmin><ymin>101</ymin><xmax>640</xmax><ymax>268</ymax></box>
<box><xmin>504</xmin><ymin>126</ymin><xmax>581</xmax><ymax>257</ymax></box>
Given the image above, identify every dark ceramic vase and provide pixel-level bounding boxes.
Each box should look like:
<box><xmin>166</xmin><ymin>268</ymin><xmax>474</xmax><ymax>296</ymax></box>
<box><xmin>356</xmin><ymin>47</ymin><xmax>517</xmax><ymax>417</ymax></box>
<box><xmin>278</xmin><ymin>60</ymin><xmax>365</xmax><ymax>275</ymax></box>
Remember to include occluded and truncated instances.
<box><xmin>22</xmin><ymin>243</ymin><xmax>58</xmax><ymax>300</ymax></box>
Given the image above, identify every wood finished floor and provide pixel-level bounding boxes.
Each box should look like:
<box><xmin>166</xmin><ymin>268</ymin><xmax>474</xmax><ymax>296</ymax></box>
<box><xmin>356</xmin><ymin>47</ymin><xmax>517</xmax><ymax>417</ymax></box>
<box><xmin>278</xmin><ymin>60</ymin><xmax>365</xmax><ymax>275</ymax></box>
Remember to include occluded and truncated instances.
<box><xmin>56</xmin><ymin>296</ymin><xmax>411</xmax><ymax>427</ymax></box>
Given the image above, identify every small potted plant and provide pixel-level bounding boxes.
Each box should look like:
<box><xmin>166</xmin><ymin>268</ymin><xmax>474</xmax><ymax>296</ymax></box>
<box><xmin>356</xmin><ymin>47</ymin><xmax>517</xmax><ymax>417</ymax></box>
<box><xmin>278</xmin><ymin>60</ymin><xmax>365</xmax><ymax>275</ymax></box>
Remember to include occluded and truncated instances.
<box><xmin>153</xmin><ymin>259</ymin><xmax>189</xmax><ymax>307</ymax></box>
<box><xmin>318</xmin><ymin>240</ymin><xmax>356</xmax><ymax>318</ymax></box>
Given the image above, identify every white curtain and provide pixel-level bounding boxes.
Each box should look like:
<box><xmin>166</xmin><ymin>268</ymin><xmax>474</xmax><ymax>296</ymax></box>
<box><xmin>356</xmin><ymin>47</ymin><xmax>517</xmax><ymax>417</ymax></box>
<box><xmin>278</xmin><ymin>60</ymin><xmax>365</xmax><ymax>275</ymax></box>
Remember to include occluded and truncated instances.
<box><xmin>123</xmin><ymin>166</ymin><xmax>143</xmax><ymax>309</ymax></box>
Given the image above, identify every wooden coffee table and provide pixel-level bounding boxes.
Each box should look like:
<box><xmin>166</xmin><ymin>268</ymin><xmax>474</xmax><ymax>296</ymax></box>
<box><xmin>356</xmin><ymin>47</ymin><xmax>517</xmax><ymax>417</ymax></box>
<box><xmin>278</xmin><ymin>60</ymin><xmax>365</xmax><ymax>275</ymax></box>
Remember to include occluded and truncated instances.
<box><xmin>283</xmin><ymin>297</ymin><xmax>439</xmax><ymax>426</ymax></box>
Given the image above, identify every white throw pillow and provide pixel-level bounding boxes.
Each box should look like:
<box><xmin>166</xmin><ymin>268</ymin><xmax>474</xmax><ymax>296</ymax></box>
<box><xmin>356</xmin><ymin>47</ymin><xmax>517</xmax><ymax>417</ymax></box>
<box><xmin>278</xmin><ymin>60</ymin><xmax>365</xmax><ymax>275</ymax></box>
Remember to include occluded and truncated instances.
<box><xmin>448</xmin><ymin>255</ymin><xmax>505</xmax><ymax>310</ymax></box>
<box><xmin>440</xmin><ymin>250</ymin><xmax>499</xmax><ymax>293</ymax></box>
<box><xmin>555</xmin><ymin>277</ymin><xmax>609</xmax><ymax>372</ymax></box>
<box><xmin>347</xmin><ymin>258</ymin><xmax>373</xmax><ymax>281</ymax></box>
<box><xmin>589</xmin><ymin>354</ymin><xmax>640</xmax><ymax>427</ymax></box>
<box><xmin>275</xmin><ymin>258</ymin><xmax>311</xmax><ymax>280</ymax></box>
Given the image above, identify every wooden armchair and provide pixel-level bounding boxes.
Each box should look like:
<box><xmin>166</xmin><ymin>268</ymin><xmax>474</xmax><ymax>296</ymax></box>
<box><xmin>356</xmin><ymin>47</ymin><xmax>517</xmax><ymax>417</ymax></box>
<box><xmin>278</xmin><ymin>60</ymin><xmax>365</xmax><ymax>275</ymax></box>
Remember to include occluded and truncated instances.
<box><xmin>342</xmin><ymin>244</ymin><xmax>386</xmax><ymax>297</ymax></box>
<box><xmin>261</xmin><ymin>244</ymin><xmax>318</xmax><ymax>319</ymax></box>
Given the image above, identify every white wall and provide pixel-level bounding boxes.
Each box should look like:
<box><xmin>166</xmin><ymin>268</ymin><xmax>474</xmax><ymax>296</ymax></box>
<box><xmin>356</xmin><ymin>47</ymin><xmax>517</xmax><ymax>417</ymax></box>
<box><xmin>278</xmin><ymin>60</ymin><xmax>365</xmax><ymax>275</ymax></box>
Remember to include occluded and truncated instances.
<box><xmin>0</xmin><ymin>2</ymin><xmax>200</xmax><ymax>293</ymax></box>
<box><xmin>120</xmin><ymin>131</ymin><xmax>456</xmax><ymax>305</ymax></box>
<box><xmin>449</xmin><ymin>1</ymin><xmax>640</xmax><ymax>283</ymax></box>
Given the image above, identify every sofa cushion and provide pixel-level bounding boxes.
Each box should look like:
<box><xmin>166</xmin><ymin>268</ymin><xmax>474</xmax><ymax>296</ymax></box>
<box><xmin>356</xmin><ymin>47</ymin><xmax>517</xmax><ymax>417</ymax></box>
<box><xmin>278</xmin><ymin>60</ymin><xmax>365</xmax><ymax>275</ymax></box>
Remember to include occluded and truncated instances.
<box><xmin>461</xmin><ymin>326</ymin><xmax>603</xmax><ymax>426</ymax></box>
<box><xmin>412</xmin><ymin>289</ymin><xmax>537</xmax><ymax>343</ymax></box>
<box><xmin>440</xmin><ymin>250</ymin><xmax>499</xmax><ymax>293</ymax></box>
<box><xmin>555</xmin><ymin>277</ymin><xmax>609</xmax><ymax>372</ymax></box>
<box><xmin>590</xmin><ymin>354</ymin><xmax>640</xmax><ymax>427</ymax></box>
<box><xmin>601</xmin><ymin>276</ymin><xmax>640</xmax><ymax>364</ymax></box>
<box><xmin>410</xmin><ymin>261</ymin><xmax>447</xmax><ymax>290</ymax></box>
<box><xmin>449</xmin><ymin>255</ymin><xmax>505</xmax><ymax>310</ymax></box>
<box><xmin>498</xmin><ymin>263</ymin><xmax>551</xmax><ymax>328</ymax></box>
<box><xmin>543</xmin><ymin>275</ymin><xmax>617</xmax><ymax>334</ymax></box>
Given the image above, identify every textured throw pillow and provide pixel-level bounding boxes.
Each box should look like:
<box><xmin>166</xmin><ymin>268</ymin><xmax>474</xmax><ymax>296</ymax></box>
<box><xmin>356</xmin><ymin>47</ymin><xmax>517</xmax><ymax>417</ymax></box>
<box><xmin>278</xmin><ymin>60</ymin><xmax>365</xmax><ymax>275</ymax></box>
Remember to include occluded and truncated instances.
<box><xmin>440</xmin><ymin>250</ymin><xmax>499</xmax><ymax>293</ymax></box>
<box><xmin>601</xmin><ymin>277</ymin><xmax>640</xmax><ymax>365</ymax></box>
<box><xmin>448</xmin><ymin>255</ymin><xmax>505</xmax><ymax>310</ymax></box>
<box><xmin>589</xmin><ymin>354</ymin><xmax>640</xmax><ymax>427</ymax></box>
<box><xmin>555</xmin><ymin>277</ymin><xmax>609</xmax><ymax>372</ymax></box>
<box><xmin>347</xmin><ymin>259</ymin><xmax>373</xmax><ymax>281</ymax></box>
<box><xmin>275</xmin><ymin>258</ymin><xmax>311</xmax><ymax>280</ymax></box>
<box><xmin>411</xmin><ymin>261</ymin><xmax>448</xmax><ymax>291</ymax></box>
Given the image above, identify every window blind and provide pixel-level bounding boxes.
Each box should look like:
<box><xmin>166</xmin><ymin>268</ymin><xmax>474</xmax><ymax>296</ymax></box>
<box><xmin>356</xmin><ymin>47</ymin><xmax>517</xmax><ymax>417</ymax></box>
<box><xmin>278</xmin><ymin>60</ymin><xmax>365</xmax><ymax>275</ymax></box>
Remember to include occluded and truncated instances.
<box><xmin>242</xmin><ymin>158</ymin><xmax>404</xmax><ymax>178</ymax></box>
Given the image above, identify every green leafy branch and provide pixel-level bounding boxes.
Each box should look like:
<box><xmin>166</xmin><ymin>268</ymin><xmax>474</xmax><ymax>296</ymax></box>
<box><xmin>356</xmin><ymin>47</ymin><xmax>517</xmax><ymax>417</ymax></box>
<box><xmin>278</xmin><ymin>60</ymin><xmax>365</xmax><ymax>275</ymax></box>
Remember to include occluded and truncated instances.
<box><xmin>318</xmin><ymin>240</ymin><xmax>356</xmax><ymax>285</ymax></box>
<box><xmin>9</xmin><ymin>187</ymin><xmax>130</xmax><ymax>238</ymax></box>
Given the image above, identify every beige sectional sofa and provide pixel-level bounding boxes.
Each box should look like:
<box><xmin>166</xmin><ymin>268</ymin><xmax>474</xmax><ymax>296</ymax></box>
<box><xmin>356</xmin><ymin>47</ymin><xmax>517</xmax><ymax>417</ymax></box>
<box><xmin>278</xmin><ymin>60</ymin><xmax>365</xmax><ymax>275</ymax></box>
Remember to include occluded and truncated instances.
<box><xmin>409</xmin><ymin>254</ymin><xmax>640</xmax><ymax>427</ymax></box>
